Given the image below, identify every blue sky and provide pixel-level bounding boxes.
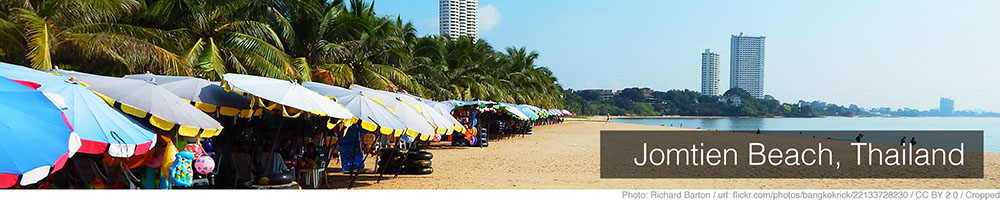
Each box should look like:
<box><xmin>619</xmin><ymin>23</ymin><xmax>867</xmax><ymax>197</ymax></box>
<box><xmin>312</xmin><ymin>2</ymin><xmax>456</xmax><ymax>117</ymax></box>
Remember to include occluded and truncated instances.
<box><xmin>374</xmin><ymin>0</ymin><xmax>1000</xmax><ymax>111</ymax></box>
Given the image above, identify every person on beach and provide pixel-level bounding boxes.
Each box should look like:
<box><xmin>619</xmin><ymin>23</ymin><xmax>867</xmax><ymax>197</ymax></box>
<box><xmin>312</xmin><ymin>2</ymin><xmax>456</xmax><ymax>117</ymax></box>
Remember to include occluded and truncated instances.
<box><xmin>900</xmin><ymin>136</ymin><xmax>907</xmax><ymax>146</ymax></box>
<box><xmin>606</xmin><ymin>113</ymin><xmax>610</xmax><ymax>123</ymax></box>
<box><xmin>855</xmin><ymin>133</ymin><xmax>864</xmax><ymax>142</ymax></box>
<box><xmin>910</xmin><ymin>137</ymin><xmax>916</xmax><ymax>146</ymax></box>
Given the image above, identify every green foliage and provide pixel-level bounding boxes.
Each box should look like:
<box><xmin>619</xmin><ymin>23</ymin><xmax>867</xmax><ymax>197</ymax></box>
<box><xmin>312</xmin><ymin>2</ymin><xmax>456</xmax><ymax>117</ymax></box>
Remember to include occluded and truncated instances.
<box><xmin>567</xmin><ymin>87</ymin><xmax>833</xmax><ymax>117</ymax></box>
<box><xmin>0</xmin><ymin>0</ymin><xmax>565</xmax><ymax>108</ymax></box>
<box><xmin>722</xmin><ymin>88</ymin><xmax>751</xmax><ymax>98</ymax></box>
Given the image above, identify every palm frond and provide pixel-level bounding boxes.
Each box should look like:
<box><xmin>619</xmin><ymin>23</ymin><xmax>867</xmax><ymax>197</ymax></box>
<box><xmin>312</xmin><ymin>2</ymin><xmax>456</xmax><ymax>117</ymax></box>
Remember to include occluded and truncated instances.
<box><xmin>15</xmin><ymin>8</ymin><xmax>53</xmax><ymax>70</ymax></box>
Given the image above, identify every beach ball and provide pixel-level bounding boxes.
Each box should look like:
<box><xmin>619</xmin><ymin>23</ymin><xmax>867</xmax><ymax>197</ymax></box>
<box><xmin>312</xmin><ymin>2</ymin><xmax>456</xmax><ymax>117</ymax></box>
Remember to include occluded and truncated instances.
<box><xmin>195</xmin><ymin>156</ymin><xmax>215</xmax><ymax>175</ymax></box>
<box><xmin>183</xmin><ymin>143</ymin><xmax>204</xmax><ymax>157</ymax></box>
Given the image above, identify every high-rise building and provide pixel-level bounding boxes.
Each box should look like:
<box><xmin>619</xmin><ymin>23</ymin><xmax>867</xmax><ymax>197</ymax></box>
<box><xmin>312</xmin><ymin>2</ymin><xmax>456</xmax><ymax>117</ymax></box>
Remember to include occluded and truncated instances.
<box><xmin>439</xmin><ymin>0</ymin><xmax>479</xmax><ymax>40</ymax></box>
<box><xmin>940</xmin><ymin>97</ymin><xmax>955</xmax><ymax>114</ymax></box>
<box><xmin>730</xmin><ymin>32</ymin><xmax>766</xmax><ymax>99</ymax></box>
<box><xmin>701</xmin><ymin>49</ymin><xmax>720</xmax><ymax>96</ymax></box>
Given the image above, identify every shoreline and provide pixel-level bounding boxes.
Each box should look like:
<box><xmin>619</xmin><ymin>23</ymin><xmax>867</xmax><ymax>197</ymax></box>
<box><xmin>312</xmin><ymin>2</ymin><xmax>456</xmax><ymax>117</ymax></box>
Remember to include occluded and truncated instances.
<box><xmin>325</xmin><ymin>120</ymin><xmax>999</xmax><ymax>189</ymax></box>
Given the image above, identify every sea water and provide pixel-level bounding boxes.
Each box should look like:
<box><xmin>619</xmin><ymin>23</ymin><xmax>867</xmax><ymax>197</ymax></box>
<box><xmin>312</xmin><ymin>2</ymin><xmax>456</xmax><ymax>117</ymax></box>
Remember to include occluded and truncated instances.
<box><xmin>613</xmin><ymin>117</ymin><xmax>1000</xmax><ymax>152</ymax></box>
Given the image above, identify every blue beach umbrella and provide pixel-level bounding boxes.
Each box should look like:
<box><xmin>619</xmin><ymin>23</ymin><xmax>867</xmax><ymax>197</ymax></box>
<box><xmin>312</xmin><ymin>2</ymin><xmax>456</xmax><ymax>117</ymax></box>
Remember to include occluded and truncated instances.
<box><xmin>0</xmin><ymin>63</ymin><xmax>157</xmax><ymax>157</ymax></box>
<box><xmin>0</xmin><ymin>76</ymin><xmax>81</xmax><ymax>188</ymax></box>
<box><xmin>496</xmin><ymin>103</ymin><xmax>530</xmax><ymax>120</ymax></box>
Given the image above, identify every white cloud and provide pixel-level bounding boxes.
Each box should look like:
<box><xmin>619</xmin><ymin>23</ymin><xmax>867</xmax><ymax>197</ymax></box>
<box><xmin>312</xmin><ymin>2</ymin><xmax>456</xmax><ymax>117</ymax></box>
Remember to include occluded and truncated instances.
<box><xmin>479</xmin><ymin>4</ymin><xmax>501</xmax><ymax>33</ymax></box>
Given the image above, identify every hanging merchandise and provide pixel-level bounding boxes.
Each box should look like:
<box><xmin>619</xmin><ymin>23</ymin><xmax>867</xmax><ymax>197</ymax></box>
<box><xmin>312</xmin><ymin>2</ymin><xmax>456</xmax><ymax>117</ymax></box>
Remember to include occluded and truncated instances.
<box><xmin>338</xmin><ymin>124</ymin><xmax>366</xmax><ymax>172</ymax></box>
<box><xmin>159</xmin><ymin>136</ymin><xmax>178</xmax><ymax>178</ymax></box>
<box><xmin>183</xmin><ymin>143</ymin><xmax>204</xmax><ymax>158</ymax></box>
<box><xmin>169</xmin><ymin>151</ymin><xmax>194</xmax><ymax>187</ymax></box>
<box><xmin>194</xmin><ymin>156</ymin><xmax>215</xmax><ymax>175</ymax></box>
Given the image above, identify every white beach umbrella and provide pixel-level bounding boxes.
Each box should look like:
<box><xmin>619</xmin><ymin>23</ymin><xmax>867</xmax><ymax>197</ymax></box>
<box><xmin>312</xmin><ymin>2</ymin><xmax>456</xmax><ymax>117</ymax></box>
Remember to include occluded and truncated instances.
<box><xmin>394</xmin><ymin>92</ymin><xmax>463</xmax><ymax>135</ymax></box>
<box><xmin>418</xmin><ymin>99</ymin><xmax>465</xmax><ymax>132</ymax></box>
<box><xmin>221</xmin><ymin>74</ymin><xmax>353</xmax><ymax>121</ymax></box>
<box><xmin>302</xmin><ymin>82</ymin><xmax>408</xmax><ymax>136</ymax></box>
<box><xmin>349</xmin><ymin>85</ymin><xmax>436</xmax><ymax>140</ymax></box>
<box><xmin>55</xmin><ymin>70</ymin><xmax>224</xmax><ymax>138</ymax></box>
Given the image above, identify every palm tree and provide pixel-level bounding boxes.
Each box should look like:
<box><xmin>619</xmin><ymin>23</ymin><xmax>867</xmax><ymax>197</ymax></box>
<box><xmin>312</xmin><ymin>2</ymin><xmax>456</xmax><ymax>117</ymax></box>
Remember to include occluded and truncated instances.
<box><xmin>0</xmin><ymin>0</ymin><xmax>188</xmax><ymax>76</ymax></box>
<box><xmin>300</xmin><ymin>0</ymin><xmax>420</xmax><ymax>93</ymax></box>
<box><xmin>0</xmin><ymin>0</ymin><xmax>567</xmax><ymax>108</ymax></box>
<box><xmin>141</xmin><ymin>0</ymin><xmax>307</xmax><ymax>81</ymax></box>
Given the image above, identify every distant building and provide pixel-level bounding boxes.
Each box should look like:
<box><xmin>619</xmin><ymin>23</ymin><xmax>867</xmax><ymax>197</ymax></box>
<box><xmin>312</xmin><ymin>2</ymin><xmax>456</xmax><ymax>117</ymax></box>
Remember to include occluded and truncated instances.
<box><xmin>639</xmin><ymin>88</ymin><xmax>654</xmax><ymax>98</ymax></box>
<box><xmin>940</xmin><ymin>97</ymin><xmax>955</xmax><ymax>114</ymax></box>
<box><xmin>730</xmin><ymin>32</ymin><xmax>766</xmax><ymax>99</ymax></box>
<box><xmin>701</xmin><ymin>49</ymin><xmax>720</xmax><ymax>96</ymax></box>
<box><xmin>579</xmin><ymin>89</ymin><xmax>616</xmax><ymax>101</ymax></box>
<box><xmin>439</xmin><ymin>0</ymin><xmax>479</xmax><ymax>40</ymax></box>
<box><xmin>718</xmin><ymin>94</ymin><xmax>742</xmax><ymax>106</ymax></box>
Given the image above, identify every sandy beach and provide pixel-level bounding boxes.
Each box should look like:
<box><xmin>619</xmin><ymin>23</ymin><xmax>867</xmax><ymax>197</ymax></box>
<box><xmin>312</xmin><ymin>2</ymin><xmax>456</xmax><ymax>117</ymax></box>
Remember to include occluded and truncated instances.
<box><xmin>326</xmin><ymin>117</ymin><xmax>1000</xmax><ymax>189</ymax></box>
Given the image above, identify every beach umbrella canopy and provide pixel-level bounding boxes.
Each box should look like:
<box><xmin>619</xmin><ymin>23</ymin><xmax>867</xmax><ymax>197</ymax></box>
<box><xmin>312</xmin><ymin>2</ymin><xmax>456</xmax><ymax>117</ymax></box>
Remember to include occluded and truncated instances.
<box><xmin>124</xmin><ymin>74</ymin><xmax>256</xmax><ymax>118</ymax></box>
<box><xmin>54</xmin><ymin>70</ymin><xmax>224</xmax><ymax>138</ymax></box>
<box><xmin>0</xmin><ymin>63</ymin><xmax>156</xmax><ymax>157</ymax></box>
<box><xmin>509</xmin><ymin>104</ymin><xmax>538</xmax><ymax>120</ymax></box>
<box><xmin>0</xmin><ymin>76</ymin><xmax>81</xmax><ymax>188</ymax></box>
<box><xmin>436</xmin><ymin>100</ymin><xmax>463</xmax><ymax>113</ymax></box>
<box><xmin>414</xmin><ymin>99</ymin><xmax>465</xmax><ymax>131</ymax></box>
<box><xmin>393</xmin><ymin>92</ymin><xmax>463</xmax><ymax>135</ymax></box>
<box><xmin>302</xmin><ymin>82</ymin><xmax>407</xmax><ymax>135</ymax></box>
<box><xmin>548</xmin><ymin>109</ymin><xmax>563</xmax><ymax>116</ymax></box>
<box><xmin>221</xmin><ymin>74</ymin><xmax>353</xmax><ymax>121</ymax></box>
<box><xmin>562</xmin><ymin>109</ymin><xmax>574</xmax><ymax>116</ymax></box>
<box><xmin>521</xmin><ymin>104</ymin><xmax>543</xmax><ymax>117</ymax></box>
<box><xmin>496</xmin><ymin>103</ymin><xmax>530</xmax><ymax>120</ymax></box>
<box><xmin>349</xmin><ymin>85</ymin><xmax>435</xmax><ymax>140</ymax></box>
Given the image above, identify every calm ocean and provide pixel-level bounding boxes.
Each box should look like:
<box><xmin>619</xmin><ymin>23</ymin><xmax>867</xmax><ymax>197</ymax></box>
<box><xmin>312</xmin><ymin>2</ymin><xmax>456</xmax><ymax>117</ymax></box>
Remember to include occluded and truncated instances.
<box><xmin>612</xmin><ymin>117</ymin><xmax>1000</xmax><ymax>152</ymax></box>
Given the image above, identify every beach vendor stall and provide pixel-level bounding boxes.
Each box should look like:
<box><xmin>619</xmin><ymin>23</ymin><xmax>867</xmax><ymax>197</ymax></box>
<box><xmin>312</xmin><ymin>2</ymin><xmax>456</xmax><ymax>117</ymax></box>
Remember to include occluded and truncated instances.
<box><xmin>54</xmin><ymin>70</ymin><xmax>224</xmax><ymax>189</ymax></box>
<box><xmin>222</xmin><ymin>74</ymin><xmax>355</xmax><ymax>189</ymax></box>
<box><xmin>124</xmin><ymin>74</ymin><xmax>260</xmax><ymax>187</ymax></box>
<box><xmin>345</xmin><ymin>86</ymin><xmax>441</xmax><ymax>179</ymax></box>
<box><xmin>348</xmin><ymin>85</ymin><xmax>437</xmax><ymax>142</ymax></box>
<box><xmin>304</xmin><ymin>82</ymin><xmax>429</xmax><ymax>185</ymax></box>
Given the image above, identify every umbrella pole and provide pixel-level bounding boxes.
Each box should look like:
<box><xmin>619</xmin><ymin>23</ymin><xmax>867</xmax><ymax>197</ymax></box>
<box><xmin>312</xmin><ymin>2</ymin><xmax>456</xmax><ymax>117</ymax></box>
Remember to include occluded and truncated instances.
<box><xmin>270</xmin><ymin>117</ymin><xmax>286</xmax><ymax>153</ymax></box>
<box><xmin>391</xmin><ymin>136</ymin><xmax>414</xmax><ymax>179</ymax></box>
<box><xmin>375</xmin><ymin>133</ymin><xmax>397</xmax><ymax>183</ymax></box>
<box><xmin>266</xmin><ymin>117</ymin><xmax>286</xmax><ymax>178</ymax></box>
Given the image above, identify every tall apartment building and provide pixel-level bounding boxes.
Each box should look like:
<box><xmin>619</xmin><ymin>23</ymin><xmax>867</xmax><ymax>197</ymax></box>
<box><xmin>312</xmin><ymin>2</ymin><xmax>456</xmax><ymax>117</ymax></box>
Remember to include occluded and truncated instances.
<box><xmin>701</xmin><ymin>49</ymin><xmax>720</xmax><ymax>96</ymax></box>
<box><xmin>940</xmin><ymin>97</ymin><xmax>955</xmax><ymax>114</ymax></box>
<box><xmin>730</xmin><ymin>33</ymin><xmax>766</xmax><ymax>99</ymax></box>
<box><xmin>439</xmin><ymin>0</ymin><xmax>479</xmax><ymax>40</ymax></box>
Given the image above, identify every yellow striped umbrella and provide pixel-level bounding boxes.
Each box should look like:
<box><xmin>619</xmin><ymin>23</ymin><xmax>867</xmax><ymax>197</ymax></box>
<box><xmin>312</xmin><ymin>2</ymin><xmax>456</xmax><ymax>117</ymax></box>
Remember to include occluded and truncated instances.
<box><xmin>302</xmin><ymin>82</ymin><xmax>408</xmax><ymax>136</ymax></box>
<box><xmin>221</xmin><ymin>74</ymin><xmax>354</xmax><ymax>123</ymax></box>
<box><xmin>348</xmin><ymin>85</ymin><xmax>436</xmax><ymax>141</ymax></box>
<box><xmin>54</xmin><ymin>70</ymin><xmax>224</xmax><ymax>138</ymax></box>
<box><xmin>125</xmin><ymin>74</ymin><xmax>259</xmax><ymax>118</ymax></box>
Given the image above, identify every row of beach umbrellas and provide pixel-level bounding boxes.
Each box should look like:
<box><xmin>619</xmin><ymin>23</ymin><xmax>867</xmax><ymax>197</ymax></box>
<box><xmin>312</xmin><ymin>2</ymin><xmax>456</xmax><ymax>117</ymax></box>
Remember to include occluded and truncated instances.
<box><xmin>0</xmin><ymin>61</ymin><xmax>569</xmax><ymax>188</ymax></box>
